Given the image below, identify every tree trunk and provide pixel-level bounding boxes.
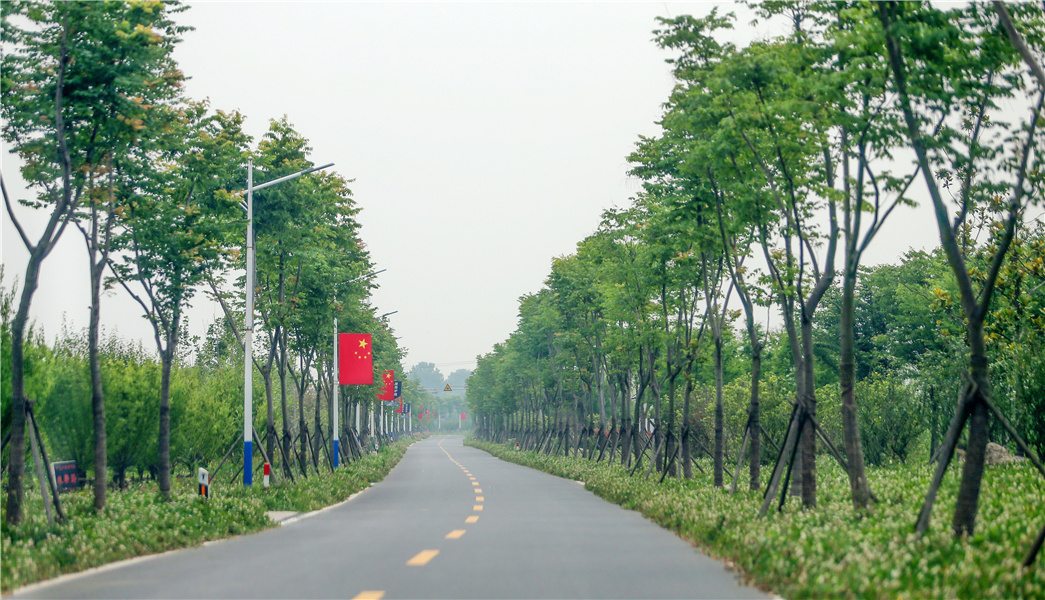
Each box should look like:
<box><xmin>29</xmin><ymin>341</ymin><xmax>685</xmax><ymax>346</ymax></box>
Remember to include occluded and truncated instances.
<box><xmin>158</xmin><ymin>342</ymin><xmax>175</xmax><ymax>500</ymax></box>
<box><xmin>88</xmin><ymin>268</ymin><xmax>107</xmax><ymax>511</ymax></box>
<box><xmin>279</xmin><ymin>335</ymin><xmax>292</xmax><ymax>478</ymax></box>
<box><xmin>298</xmin><ymin>376</ymin><xmax>308</xmax><ymax>476</ymax></box>
<box><xmin>840</xmin><ymin>266</ymin><xmax>872</xmax><ymax>509</ymax></box>
<box><xmin>5</xmin><ymin>254</ymin><xmax>39</xmax><ymax>525</ymax></box>
<box><xmin>683</xmin><ymin>368</ymin><xmax>694</xmax><ymax>479</ymax></box>
<box><xmin>264</xmin><ymin>371</ymin><xmax>277</xmax><ymax>478</ymax></box>
<box><xmin>748</xmin><ymin>339</ymin><xmax>762</xmax><ymax>490</ymax></box>
<box><xmin>714</xmin><ymin>332</ymin><xmax>724</xmax><ymax>487</ymax></box>
<box><xmin>799</xmin><ymin>314</ymin><xmax>818</xmax><ymax>508</ymax></box>
<box><xmin>953</xmin><ymin>332</ymin><xmax>991</xmax><ymax>536</ymax></box>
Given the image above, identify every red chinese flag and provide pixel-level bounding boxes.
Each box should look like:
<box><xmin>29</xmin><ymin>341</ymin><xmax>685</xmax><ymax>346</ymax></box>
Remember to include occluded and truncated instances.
<box><xmin>377</xmin><ymin>370</ymin><xmax>395</xmax><ymax>400</ymax></box>
<box><xmin>339</xmin><ymin>334</ymin><xmax>373</xmax><ymax>385</ymax></box>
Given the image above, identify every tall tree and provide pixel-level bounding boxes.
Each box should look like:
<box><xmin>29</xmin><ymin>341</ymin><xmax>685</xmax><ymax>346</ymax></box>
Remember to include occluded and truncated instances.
<box><xmin>1</xmin><ymin>0</ymin><xmax>186</xmax><ymax>521</ymax></box>
<box><xmin>877</xmin><ymin>0</ymin><xmax>1045</xmax><ymax>535</ymax></box>
<box><xmin>111</xmin><ymin>102</ymin><xmax>249</xmax><ymax>499</ymax></box>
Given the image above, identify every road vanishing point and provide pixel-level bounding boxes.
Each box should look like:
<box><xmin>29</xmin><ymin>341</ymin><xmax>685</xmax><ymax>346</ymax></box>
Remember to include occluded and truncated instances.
<box><xmin>12</xmin><ymin>436</ymin><xmax>770</xmax><ymax>599</ymax></box>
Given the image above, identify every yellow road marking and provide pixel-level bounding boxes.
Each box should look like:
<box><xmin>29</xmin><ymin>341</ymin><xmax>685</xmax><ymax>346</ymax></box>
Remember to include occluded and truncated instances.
<box><xmin>466</xmin><ymin>515</ymin><xmax>479</xmax><ymax>523</ymax></box>
<box><xmin>475</xmin><ymin>496</ymin><xmax>484</xmax><ymax>501</ymax></box>
<box><xmin>407</xmin><ymin>550</ymin><xmax>440</xmax><ymax>566</ymax></box>
<box><xmin>445</xmin><ymin>529</ymin><xmax>466</xmax><ymax>539</ymax></box>
<box><xmin>473</xmin><ymin>505</ymin><xmax>484</xmax><ymax>511</ymax></box>
<box><xmin>353</xmin><ymin>592</ymin><xmax>385</xmax><ymax>600</ymax></box>
<box><xmin>474</xmin><ymin>488</ymin><xmax>482</xmax><ymax>493</ymax></box>
<box><xmin>472</xmin><ymin>482</ymin><xmax>479</xmax><ymax>486</ymax></box>
<box><xmin>469</xmin><ymin>476</ymin><xmax>476</xmax><ymax>480</ymax></box>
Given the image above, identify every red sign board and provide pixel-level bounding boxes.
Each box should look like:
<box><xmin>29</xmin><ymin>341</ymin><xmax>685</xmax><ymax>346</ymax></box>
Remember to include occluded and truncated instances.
<box><xmin>461</xmin><ymin>412</ymin><xmax>467</xmax><ymax>420</ymax></box>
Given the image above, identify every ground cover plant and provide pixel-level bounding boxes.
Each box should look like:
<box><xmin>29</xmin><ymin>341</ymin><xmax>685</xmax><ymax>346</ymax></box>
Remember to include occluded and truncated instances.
<box><xmin>468</xmin><ymin>439</ymin><xmax>1045</xmax><ymax>599</ymax></box>
<box><xmin>0</xmin><ymin>438</ymin><xmax>414</xmax><ymax>593</ymax></box>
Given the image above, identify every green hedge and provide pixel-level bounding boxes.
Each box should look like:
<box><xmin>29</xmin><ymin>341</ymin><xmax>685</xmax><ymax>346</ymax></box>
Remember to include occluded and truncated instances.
<box><xmin>468</xmin><ymin>439</ymin><xmax>1045</xmax><ymax>599</ymax></box>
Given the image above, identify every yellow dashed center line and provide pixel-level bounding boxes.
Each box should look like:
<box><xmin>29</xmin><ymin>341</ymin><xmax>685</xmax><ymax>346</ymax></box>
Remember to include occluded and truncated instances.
<box><xmin>353</xmin><ymin>592</ymin><xmax>385</xmax><ymax>600</ymax></box>
<box><xmin>407</xmin><ymin>549</ymin><xmax>440</xmax><ymax>566</ymax></box>
<box><xmin>439</xmin><ymin>437</ymin><xmax>487</xmax><ymax>532</ymax></box>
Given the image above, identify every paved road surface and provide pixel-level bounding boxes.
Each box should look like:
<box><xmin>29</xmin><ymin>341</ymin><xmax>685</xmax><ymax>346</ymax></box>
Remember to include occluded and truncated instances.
<box><xmin>14</xmin><ymin>435</ymin><xmax>770</xmax><ymax>599</ymax></box>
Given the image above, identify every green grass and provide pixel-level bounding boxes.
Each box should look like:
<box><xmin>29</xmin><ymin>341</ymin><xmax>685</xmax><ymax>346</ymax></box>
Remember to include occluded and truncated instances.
<box><xmin>1</xmin><ymin>438</ymin><xmax>415</xmax><ymax>592</ymax></box>
<box><xmin>468</xmin><ymin>439</ymin><xmax>1045</xmax><ymax>599</ymax></box>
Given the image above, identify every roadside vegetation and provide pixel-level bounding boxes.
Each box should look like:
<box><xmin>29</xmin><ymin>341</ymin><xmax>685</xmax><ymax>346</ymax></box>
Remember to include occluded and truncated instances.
<box><xmin>1</xmin><ymin>438</ymin><xmax>413</xmax><ymax>593</ymax></box>
<box><xmin>1</xmin><ymin>0</ymin><xmax>444</xmax><ymax>531</ymax></box>
<box><xmin>467</xmin><ymin>3</ymin><xmax>1045</xmax><ymax>588</ymax></box>
<box><xmin>470</xmin><ymin>439</ymin><xmax>1044</xmax><ymax>599</ymax></box>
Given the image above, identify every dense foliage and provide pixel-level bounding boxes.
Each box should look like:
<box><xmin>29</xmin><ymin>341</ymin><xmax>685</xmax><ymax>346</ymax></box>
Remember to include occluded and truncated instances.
<box><xmin>467</xmin><ymin>0</ymin><xmax>1045</xmax><ymax>547</ymax></box>
<box><xmin>2</xmin><ymin>0</ymin><xmax>412</xmax><ymax>525</ymax></box>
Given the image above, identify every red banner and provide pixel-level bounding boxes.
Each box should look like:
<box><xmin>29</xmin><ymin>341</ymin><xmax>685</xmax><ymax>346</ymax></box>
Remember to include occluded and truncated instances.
<box><xmin>377</xmin><ymin>369</ymin><xmax>395</xmax><ymax>401</ymax></box>
<box><xmin>338</xmin><ymin>334</ymin><xmax>373</xmax><ymax>385</ymax></box>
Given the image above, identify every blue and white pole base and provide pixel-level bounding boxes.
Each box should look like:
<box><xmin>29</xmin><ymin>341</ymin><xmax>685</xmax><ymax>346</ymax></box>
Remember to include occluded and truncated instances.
<box><xmin>244</xmin><ymin>440</ymin><xmax>253</xmax><ymax>486</ymax></box>
<box><xmin>333</xmin><ymin>439</ymin><xmax>340</xmax><ymax>468</ymax></box>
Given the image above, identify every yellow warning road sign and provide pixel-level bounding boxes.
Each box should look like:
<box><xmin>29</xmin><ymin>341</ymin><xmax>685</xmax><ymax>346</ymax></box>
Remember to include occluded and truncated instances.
<box><xmin>444</xmin><ymin>384</ymin><xmax>452</xmax><ymax>392</ymax></box>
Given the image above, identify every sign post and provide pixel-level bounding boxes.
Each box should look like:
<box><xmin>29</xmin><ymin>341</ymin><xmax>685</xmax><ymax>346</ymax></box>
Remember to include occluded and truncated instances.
<box><xmin>198</xmin><ymin>468</ymin><xmax>210</xmax><ymax>498</ymax></box>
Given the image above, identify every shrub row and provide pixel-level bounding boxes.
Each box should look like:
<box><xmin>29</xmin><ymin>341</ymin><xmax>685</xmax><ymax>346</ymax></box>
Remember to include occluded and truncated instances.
<box><xmin>467</xmin><ymin>440</ymin><xmax>1045</xmax><ymax>599</ymax></box>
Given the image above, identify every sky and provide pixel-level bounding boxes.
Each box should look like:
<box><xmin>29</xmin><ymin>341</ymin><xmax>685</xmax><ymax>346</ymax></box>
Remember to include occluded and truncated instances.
<box><xmin>1</xmin><ymin>1</ymin><xmax>941</xmax><ymax>374</ymax></box>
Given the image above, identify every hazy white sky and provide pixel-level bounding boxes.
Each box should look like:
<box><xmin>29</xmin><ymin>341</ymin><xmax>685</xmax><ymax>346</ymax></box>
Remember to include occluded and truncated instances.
<box><xmin>1</xmin><ymin>1</ymin><xmax>939</xmax><ymax>373</ymax></box>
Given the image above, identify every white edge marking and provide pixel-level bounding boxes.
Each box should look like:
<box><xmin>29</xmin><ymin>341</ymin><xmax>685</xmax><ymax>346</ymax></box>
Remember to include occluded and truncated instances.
<box><xmin>276</xmin><ymin>484</ymin><xmax>373</xmax><ymax>526</ymax></box>
<box><xmin>9</xmin><ymin>484</ymin><xmax>377</xmax><ymax>595</ymax></box>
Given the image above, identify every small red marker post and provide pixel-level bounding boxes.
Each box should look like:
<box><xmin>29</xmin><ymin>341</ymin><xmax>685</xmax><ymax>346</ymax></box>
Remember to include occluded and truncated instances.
<box><xmin>263</xmin><ymin>462</ymin><xmax>270</xmax><ymax>488</ymax></box>
<box><xmin>198</xmin><ymin>468</ymin><xmax>210</xmax><ymax>498</ymax></box>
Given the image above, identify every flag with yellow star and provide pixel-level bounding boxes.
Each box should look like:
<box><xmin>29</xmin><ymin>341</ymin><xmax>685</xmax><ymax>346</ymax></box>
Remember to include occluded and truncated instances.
<box><xmin>338</xmin><ymin>333</ymin><xmax>373</xmax><ymax>385</ymax></box>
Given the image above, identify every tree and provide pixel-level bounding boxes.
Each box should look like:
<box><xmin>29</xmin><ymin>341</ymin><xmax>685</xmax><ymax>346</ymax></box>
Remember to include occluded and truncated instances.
<box><xmin>877</xmin><ymin>0</ymin><xmax>1045</xmax><ymax>536</ymax></box>
<box><xmin>1</xmin><ymin>0</ymin><xmax>186</xmax><ymax>521</ymax></box>
<box><xmin>111</xmin><ymin>102</ymin><xmax>249</xmax><ymax>499</ymax></box>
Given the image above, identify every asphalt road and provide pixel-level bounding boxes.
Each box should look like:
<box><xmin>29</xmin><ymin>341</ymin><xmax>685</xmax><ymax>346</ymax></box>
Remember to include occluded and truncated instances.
<box><xmin>13</xmin><ymin>435</ymin><xmax>770</xmax><ymax>599</ymax></box>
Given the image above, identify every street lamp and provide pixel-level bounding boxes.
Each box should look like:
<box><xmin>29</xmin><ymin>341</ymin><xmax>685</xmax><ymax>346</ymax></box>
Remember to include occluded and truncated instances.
<box><xmin>243</xmin><ymin>158</ymin><xmax>333</xmax><ymax>486</ymax></box>
<box><xmin>332</xmin><ymin>268</ymin><xmax>384</xmax><ymax>469</ymax></box>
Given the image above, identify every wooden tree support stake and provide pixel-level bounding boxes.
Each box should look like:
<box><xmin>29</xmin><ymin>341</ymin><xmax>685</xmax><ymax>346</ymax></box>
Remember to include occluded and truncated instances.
<box><xmin>915</xmin><ymin>395</ymin><xmax>972</xmax><ymax>534</ymax></box>
<box><xmin>26</xmin><ymin>404</ymin><xmax>65</xmax><ymax>522</ymax></box>
<box><xmin>760</xmin><ymin>404</ymin><xmax>803</xmax><ymax>517</ymax></box>
<box><xmin>629</xmin><ymin>430</ymin><xmax>657</xmax><ymax>477</ymax></box>
<box><xmin>644</xmin><ymin>434</ymin><xmax>665</xmax><ymax>482</ymax></box>
<box><xmin>1024</xmin><ymin>521</ymin><xmax>1045</xmax><ymax>568</ymax></box>
<box><xmin>210</xmin><ymin>436</ymin><xmax>241</xmax><ymax>482</ymax></box>
<box><xmin>731</xmin><ymin>425</ymin><xmax>752</xmax><ymax>495</ymax></box>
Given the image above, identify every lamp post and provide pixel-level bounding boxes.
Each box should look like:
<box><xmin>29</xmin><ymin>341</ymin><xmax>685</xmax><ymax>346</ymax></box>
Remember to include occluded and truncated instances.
<box><xmin>332</xmin><ymin>269</ymin><xmax>384</xmax><ymax>468</ymax></box>
<box><xmin>243</xmin><ymin>158</ymin><xmax>333</xmax><ymax>486</ymax></box>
